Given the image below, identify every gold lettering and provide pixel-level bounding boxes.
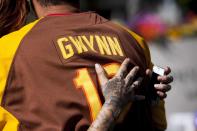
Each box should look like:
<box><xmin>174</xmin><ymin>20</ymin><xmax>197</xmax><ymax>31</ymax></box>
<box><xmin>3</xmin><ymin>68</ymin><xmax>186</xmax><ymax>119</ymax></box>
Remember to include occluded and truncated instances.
<box><xmin>81</xmin><ymin>35</ymin><xmax>97</xmax><ymax>52</ymax></box>
<box><xmin>107</xmin><ymin>36</ymin><xmax>124</xmax><ymax>56</ymax></box>
<box><xmin>95</xmin><ymin>35</ymin><xmax>112</xmax><ymax>55</ymax></box>
<box><xmin>69</xmin><ymin>36</ymin><xmax>88</xmax><ymax>54</ymax></box>
<box><xmin>57</xmin><ymin>37</ymin><xmax>74</xmax><ymax>59</ymax></box>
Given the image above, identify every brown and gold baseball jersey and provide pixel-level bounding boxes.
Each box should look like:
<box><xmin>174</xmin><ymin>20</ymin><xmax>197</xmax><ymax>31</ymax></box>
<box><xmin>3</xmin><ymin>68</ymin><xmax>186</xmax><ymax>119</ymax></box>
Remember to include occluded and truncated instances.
<box><xmin>0</xmin><ymin>12</ymin><xmax>166</xmax><ymax>131</ymax></box>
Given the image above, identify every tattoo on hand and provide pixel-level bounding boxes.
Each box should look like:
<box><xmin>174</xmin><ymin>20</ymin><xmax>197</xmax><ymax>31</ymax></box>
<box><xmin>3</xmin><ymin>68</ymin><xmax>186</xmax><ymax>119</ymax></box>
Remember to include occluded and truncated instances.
<box><xmin>88</xmin><ymin>58</ymin><xmax>144</xmax><ymax>131</ymax></box>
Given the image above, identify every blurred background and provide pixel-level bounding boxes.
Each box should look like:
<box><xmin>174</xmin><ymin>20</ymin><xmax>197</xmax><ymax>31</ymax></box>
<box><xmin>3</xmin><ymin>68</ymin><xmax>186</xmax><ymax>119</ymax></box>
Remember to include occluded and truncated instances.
<box><xmin>81</xmin><ymin>0</ymin><xmax>197</xmax><ymax>131</ymax></box>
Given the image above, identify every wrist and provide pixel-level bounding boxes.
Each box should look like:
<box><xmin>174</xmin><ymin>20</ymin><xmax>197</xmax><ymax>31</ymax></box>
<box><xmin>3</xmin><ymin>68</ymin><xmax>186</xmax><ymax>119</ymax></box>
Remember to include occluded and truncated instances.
<box><xmin>104</xmin><ymin>97</ymin><xmax>123</xmax><ymax>120</ymax></box>
<box><xmin>88</xmin><ymin>98</ymin><xmax>122</xmax><ymax>131</ymax></box>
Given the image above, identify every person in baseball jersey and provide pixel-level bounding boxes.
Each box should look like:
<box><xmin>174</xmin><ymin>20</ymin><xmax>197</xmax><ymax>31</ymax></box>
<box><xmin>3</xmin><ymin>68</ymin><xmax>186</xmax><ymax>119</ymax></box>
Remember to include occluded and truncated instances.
<box><xmin>0</xmin><ymin>0</ymin><xmax>173</xmax><ymax>130</ymax></box>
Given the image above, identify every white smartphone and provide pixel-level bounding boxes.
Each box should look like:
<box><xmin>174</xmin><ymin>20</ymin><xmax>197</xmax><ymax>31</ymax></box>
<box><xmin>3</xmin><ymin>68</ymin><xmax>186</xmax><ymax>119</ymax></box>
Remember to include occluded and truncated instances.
<box><xmin>153</xmin><ymin>65</ymin><xmax>165</xmax><ymax>76</ymax></box>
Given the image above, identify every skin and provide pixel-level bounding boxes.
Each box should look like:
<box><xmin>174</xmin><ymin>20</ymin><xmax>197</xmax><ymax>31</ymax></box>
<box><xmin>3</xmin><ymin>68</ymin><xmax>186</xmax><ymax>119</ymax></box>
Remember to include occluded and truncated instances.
<box><xmin>32</xmin><ymin>0</ymin><xmax>79</xmax><ymax>18</ymax></box>
<box><xmin>146</xmin><ymin>67</ymin><xmax>173</xmax><ymax>99</ymax></box>
<box><xmin>157</xmin><ymin>67</ymin><xmax>173</xmax><ymax>98</ymax></box>
<box><xmin>89</xmin><ymin>61</ymin><xmax>173</xmax><ymax>131</ymax></box>
<box><xmin>88</xmin><ymin>58</ymin><xmax>144</xmax><ymax>131</ymax></box>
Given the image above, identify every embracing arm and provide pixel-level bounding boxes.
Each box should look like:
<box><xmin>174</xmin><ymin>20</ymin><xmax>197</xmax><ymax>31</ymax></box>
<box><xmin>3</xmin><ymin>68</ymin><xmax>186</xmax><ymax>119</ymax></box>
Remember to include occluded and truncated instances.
<box><xmin>87</xmin><ymin>98</ymin><xmax>122</xmax><ymax>131</ymax></box>
<box><xmin>88</xmin><ymin>58</ymin><xmax>144</xmax><ymax>131</ymax></box>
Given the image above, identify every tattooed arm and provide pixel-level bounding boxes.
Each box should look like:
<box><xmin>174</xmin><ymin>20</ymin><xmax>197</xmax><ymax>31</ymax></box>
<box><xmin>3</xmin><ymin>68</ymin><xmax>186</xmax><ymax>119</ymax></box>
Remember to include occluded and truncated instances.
<box><xmin>88</xmin><ymin>58</ymin><xmax>144</xmax><ymax>131</ymax></box>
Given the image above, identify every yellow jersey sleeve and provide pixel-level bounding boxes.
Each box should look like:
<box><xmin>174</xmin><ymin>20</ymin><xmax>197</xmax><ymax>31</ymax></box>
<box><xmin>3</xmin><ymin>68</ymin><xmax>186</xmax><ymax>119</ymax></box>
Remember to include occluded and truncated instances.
<box><xmin>0</xmin><ymin>19</ymin><xmax>39</xmax><ymax>104</ymax></box>
<box><xmin>0</xmin><ymin>19</ymin><xmax>40</xmax><ymax>131</ymax></box>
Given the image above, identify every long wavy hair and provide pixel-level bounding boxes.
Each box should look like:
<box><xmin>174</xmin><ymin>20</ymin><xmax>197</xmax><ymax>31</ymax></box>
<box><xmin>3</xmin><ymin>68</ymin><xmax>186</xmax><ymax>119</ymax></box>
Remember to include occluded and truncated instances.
<box><xmin>0</xmin><ymin>0</ymin><xmax>29</xmax><ymax>37</ymax></box>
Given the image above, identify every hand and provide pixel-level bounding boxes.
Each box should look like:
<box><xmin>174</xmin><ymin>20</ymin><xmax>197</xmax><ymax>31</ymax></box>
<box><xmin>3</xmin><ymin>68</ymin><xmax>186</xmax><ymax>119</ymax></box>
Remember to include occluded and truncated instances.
<box><xmin>95</xmin><ymin>58</ymin><xmax>145</xmax><ymax>107</ymax></box>
<box><xmin>88</xmin><ymin>58</ymin><xmax>144</xmax><ymax>131</ymax></box>
<box><xmin>146</xmin><ymin>66</ymin><xmax>173</xmax><ymax>99</ymax></box>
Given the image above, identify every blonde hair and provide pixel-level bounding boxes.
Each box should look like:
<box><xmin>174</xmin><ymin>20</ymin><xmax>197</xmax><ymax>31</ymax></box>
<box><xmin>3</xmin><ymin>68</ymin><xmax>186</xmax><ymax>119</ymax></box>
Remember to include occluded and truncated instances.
<box><xmin>0</xmin><ymin>0</ymin><xmax>28</xmax><ymax>37</ymax></box>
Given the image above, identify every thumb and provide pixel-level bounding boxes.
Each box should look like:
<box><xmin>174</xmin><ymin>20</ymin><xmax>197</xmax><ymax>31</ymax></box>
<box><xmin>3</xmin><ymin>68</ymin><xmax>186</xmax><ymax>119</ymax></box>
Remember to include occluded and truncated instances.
<box><xmin>95</xmin><ymin>64</ymin><xmax>108</xmax><ymax>87</ymax></box>
<box><xmin>146</xmin><ymin>69</ymin><xmax>152</xmax><ymax>79</ymax></box>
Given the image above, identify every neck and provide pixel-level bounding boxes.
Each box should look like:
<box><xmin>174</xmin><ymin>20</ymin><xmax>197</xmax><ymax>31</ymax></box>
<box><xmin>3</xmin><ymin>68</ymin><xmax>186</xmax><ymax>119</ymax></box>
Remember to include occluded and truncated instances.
<box><xmin>34</xmin><ymin>4</ymin><xmax>79</xmax><ymax>18</ymax></box>
<box><xmin>45</xmin><ymin>5</ymin><xmax>79</xmax><ymax>16</ymax></box>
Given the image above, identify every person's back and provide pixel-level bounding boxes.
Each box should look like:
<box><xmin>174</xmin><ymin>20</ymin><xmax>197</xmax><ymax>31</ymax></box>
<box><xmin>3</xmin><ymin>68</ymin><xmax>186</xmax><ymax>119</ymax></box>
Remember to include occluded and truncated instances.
<box><xmin>0</xmin><ymin>12</ymin><xmax>154</xmax><ymax>130</ymax></box>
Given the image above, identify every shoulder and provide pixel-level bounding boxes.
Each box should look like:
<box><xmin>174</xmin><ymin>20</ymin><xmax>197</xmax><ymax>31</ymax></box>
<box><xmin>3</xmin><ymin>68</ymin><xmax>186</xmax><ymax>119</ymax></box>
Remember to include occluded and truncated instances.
<box><xmin>113</xmin><ymin>23</ymin><xmax>153</xmax><ymax>68</ymax></box>
<box><xmin>0</xmin><ymin>19</ymin><xmax>41</xmax><ymax>103</ymax></box>
<box><xmin>0</xmin><ymin>19</ymin><xmax>40</xmax><ymax>44</ymax></box>
<box><xmin>0</xmin><ymin>19</ymin><xmax>40</xmax><ymax>59</ymax></box>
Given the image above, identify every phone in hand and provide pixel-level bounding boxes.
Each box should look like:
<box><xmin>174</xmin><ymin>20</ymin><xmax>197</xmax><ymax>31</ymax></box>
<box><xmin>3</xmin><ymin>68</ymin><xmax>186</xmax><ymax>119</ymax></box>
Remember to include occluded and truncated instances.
<box><xmin>149</xmin><ymin>65</ymin><xmax>165</xmax><ymax>101</ymax></box>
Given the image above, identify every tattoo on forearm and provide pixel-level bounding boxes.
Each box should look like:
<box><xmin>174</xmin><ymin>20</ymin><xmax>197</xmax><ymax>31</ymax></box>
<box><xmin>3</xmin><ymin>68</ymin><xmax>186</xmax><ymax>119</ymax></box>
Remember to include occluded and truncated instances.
<box><xmin>88</xmin><ymin>99</ymin><xmax>122</xmax><ymax>131</ymax></box>
<box><xmin>90</xmin><ymin>59</ymin><xmax>144</xmax><ymax>131</ymax></box>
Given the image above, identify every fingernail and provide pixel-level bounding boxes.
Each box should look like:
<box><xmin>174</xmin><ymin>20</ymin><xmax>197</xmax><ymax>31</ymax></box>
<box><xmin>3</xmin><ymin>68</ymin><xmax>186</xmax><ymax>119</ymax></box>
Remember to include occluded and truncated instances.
<box><xmin>154</xmin><ymin>84</ymin><xmax>160</xmax><ymax>89</ymax></box>
<box><xmin>95</xmin><ymin>63</ymin><xmax>100</xmax><ymax>69</ymax></box>
<box><xmin>157</xmin><ymin>76</ymin><xmax>162</xmax><ymax>81</ymax></box>
<box><xmin>146</xmin><ymin>69</ymin><xmax>152</xmax><ymax>77</ymax></box>
<box><xmin>126</xmin><ymin>58</ymin><xmax>130</xmax><ymax>61</ymax></box>
<box><xmin>157</xmin><ymin>91</ymin><xmax>161</xmax><ymax>95</ymax></box>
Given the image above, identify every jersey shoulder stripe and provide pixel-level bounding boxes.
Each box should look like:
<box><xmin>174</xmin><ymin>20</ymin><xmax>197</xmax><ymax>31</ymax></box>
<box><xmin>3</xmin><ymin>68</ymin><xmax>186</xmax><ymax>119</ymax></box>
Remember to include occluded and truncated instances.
<box><xmin>0</xmin><ymin>19</ymin><xmax>41</xmax><ymax>131</ymax></box>
<box><xmin>115</xmin><ymin>23</ymin><xmax>153</xmax><ymax>69</ymax></box>
<box><xmin>0</xmin><ymin>19</ymin><xmax>40</xmax><ymax>104</ymax></box>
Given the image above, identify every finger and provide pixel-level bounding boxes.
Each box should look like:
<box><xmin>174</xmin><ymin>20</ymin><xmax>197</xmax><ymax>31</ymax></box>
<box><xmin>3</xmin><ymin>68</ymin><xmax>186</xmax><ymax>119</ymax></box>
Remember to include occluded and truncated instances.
<box><xmin>154</xmin><ymin>84</ymin><xmax>171</xmax><ymax>92</ymax></box>
<box><xmin>158</xmin><ymin>75</ymin><xmax>173</xmax><ymax>83</ymax></box>
<box><xmin>129</xmin><ymin>77</ymin><xmax>143</xmax><ymax>91</ymax></box>
<box><xmin>164</xmin><ymin>66</ymin><xmax>171</xmax><ymax>75</ymax></box>
<box><xmin>125</xmin><ymin>66</ymin><xmax>140</xmax><ymax>86</ymax></box>
<box><xmin>115</xmin><ymin>58</ymin><xmax>130</xmax><ymax>78</ymax></box>
<box><xmin>146</xmin><ymin>69</ymin><xmax>152</xmax><ymax>78</ymax></box>
<box><xmin>157</xmin><ymin>91</ymin><xmax>167</xmax><ymax>99</ymax></box>
<box><xmin>95</xmin><ymin>64</ymin><xmax>108</xmax><ymax>87</ymax></box>
<box><xmin>131</xmin><ymin>95</ymin><xmax>145</xmax><ymax>101</ymax></box>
